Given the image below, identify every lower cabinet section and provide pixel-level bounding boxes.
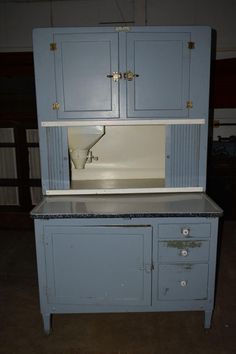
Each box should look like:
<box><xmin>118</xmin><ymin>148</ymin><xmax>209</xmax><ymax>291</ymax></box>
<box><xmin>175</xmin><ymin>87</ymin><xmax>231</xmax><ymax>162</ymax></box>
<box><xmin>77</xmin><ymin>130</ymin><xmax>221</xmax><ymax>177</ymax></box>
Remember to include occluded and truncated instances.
<box><xmin>34</xmin><ymin>216</ymin><xmax>219</xmax><ymax>334</ymax></box>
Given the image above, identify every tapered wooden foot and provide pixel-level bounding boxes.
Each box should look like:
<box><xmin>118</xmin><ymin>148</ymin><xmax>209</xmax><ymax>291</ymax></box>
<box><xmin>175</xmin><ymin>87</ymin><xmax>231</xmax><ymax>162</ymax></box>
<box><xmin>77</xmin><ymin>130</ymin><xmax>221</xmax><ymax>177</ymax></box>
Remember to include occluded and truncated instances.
<box><xmin>42</xmin><ymin>313</ymin><xmax>52</xmax><ymax>335</ymax></box>
<box><xmin>204</xmin><ymin>310</ymin><xmax>213</xmax><ymax>329</ymax></box>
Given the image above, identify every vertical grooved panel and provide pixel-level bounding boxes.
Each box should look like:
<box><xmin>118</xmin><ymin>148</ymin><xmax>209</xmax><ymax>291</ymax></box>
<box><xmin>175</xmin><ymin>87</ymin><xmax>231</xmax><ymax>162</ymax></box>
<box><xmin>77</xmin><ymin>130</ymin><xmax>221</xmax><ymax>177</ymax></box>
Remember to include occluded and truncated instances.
<box><xmin>46</xmin><ymin>127</ymin><xmax>69</xmax><ymax>190</ymax></box>
<box><xmin>169</xmin><ymin>125</ymin><xmax>200</xmax><ymax>187</ymax></box>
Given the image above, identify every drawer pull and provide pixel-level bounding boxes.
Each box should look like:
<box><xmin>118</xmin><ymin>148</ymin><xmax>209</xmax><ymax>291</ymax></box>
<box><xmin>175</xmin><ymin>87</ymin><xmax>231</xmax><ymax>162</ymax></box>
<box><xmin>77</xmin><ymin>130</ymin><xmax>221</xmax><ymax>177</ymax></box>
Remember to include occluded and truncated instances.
<box><xmin>181</xmin><ymin>227</ymin><xmax>190</xmax><ymax>237</ymax></box>
<box><xmin>180</xmin><ymin>249</ymin><xmax>188</xmax><ymax>257</ymax></box>
<box><xmin>180</xmin><ymin>280</ymin><xmax>188</xmax><ymax>287</ymax></box>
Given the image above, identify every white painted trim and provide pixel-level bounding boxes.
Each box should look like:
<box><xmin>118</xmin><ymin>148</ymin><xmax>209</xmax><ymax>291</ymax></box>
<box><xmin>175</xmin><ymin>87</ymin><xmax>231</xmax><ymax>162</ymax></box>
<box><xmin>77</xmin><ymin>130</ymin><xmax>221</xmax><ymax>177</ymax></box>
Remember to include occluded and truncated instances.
<box><xmin>45</xmin><ymin>187</ymin><xmax>204</xmax><ymax>195</ymax></box>
<box><xmin>41</xmin><ymin>119</ymin><xmax>205</xmax><ymax>127</ymax></box>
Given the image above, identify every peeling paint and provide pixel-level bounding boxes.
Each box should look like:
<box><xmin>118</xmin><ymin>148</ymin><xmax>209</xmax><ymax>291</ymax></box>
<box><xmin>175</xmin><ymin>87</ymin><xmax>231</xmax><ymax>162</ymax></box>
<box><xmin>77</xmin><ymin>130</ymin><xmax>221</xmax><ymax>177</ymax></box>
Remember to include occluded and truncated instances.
<box><xmin>181</xmin><ymin>264</ymin><xmax>193</xmax><ymax>270</ymax></box>
<box><xmin>163</xmin><ymin>287</ymin><xmax>169</xmax><ymax>296</ymax></box>
<box><xmin>163</xmin><ymin>240</ymin><xmax>202</xmax><ymax>249</ymax></box>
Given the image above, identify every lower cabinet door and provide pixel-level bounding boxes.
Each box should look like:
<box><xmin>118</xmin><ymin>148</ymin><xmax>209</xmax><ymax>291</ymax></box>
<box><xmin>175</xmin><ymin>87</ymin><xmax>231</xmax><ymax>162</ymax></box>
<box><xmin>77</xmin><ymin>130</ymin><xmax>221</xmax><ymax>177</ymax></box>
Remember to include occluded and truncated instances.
<box><xmin>158</xmin><ymin>263</ymin><xmax>208</xmax><ymax>300</ymax></box>
<box><xmin>44</xmin><ymin>226</ymin><xmax>152</xmax><ymax>306</ymax></box>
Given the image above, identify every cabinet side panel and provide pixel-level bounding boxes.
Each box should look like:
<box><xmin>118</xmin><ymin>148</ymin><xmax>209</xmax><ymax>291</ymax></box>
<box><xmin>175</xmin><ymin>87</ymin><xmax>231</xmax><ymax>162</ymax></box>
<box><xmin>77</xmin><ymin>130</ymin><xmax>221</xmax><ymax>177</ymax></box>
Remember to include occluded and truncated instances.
<box><xmin>189</xmin><ymin>27</ymin><xmax>211</xmax><ymax>118</ymax></box>
<box><xmin>33</xmin><ymin>29</ymin><xmax>57</xmax><ymax>121</ymax></box>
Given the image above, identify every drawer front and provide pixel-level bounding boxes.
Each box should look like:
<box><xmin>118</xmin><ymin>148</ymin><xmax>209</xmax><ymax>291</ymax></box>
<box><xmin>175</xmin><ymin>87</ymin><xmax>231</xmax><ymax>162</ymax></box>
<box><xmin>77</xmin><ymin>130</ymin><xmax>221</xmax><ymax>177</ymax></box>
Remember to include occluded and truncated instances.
<box><xmin>158</xmin><ymin>223</ymin><xmax>211</xmax><ymax>239</ymax></box>
<box><xmin>158</xmin><ymin>263</ymin><xmax>208</xmax><ymax>300</ymax></box>
<box><xmin>158</xmin><ymin>240</ymin><xmax>209</xmax><ymax>263</ymax></box>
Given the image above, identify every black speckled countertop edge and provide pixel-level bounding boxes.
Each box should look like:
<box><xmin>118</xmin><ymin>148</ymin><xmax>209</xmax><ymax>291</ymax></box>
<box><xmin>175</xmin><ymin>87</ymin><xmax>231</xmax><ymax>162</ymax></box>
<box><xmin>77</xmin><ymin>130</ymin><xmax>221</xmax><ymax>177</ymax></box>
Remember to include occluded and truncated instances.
<box><xmin>31</xmin><ymin>211</ymin><xmax>223</xmax><ymax>219</ymax></box>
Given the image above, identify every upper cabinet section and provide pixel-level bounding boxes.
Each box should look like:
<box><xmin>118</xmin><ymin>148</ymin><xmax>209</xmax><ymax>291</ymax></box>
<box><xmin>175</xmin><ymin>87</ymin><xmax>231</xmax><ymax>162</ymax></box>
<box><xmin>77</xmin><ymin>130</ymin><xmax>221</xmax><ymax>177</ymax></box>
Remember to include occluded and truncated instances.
<box><xmin>33</xmin><ymin>26</ymin><xmax>212</xmax><ymax>121</ymax></box>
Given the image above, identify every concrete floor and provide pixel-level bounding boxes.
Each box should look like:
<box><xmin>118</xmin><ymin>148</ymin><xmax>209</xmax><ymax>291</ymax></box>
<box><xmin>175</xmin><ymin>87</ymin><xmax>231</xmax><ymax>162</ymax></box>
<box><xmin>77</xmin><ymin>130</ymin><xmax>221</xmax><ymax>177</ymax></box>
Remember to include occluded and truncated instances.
<box><xmin>0</xmin><ymin>220</ymin><xmax>235</xmax><ymax>354</ymax></box>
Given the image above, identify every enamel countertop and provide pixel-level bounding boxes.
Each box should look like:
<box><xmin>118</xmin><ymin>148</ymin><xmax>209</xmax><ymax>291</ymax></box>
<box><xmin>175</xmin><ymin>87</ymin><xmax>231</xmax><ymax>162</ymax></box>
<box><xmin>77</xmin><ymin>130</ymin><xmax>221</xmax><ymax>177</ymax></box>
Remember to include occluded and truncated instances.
<box><xmin>31</xmin><ymin>193</ymin><xmax>223</xmax><ymax>219</ymax></box>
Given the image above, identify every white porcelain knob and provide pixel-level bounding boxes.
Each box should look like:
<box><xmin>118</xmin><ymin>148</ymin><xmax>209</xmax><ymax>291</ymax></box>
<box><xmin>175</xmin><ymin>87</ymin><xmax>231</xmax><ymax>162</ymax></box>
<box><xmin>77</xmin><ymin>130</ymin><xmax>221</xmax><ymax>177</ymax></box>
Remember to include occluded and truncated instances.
<box><xmin>180</xmin><ymin>249</ymin><xmax>188</xmax><ymax>257</ymax></box>
<box><xmin>180</xmin><ymin>280</ymin><xmax>187</xmax><ymax>287</ymax></box>
<box><xmin>181</xmin><ymin>227</ymin><xmax>190</xmax><ymax>237</ymax></box>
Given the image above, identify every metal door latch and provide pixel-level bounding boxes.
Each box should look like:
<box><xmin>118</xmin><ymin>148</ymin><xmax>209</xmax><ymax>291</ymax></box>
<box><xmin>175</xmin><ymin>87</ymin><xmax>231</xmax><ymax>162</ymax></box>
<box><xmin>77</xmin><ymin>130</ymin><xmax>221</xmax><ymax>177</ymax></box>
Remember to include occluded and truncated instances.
<box><xmin>106</xmin><ymin>72</ymin><xmax>122</xmax><ymax>82</ymax></box>
<box><xmin>124</xmin><ymin>71</ymin><xmax>139</xmax><ymax>81</ymax></box>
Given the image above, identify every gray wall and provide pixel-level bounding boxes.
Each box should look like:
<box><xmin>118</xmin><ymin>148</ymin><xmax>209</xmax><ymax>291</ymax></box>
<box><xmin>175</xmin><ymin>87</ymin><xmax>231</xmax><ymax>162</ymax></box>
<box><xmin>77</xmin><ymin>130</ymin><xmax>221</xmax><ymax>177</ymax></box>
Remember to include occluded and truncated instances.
<box><xmin>0</xmin><ymin>0</ymin><xmax>236</xmax><ymax>58</ymax></box>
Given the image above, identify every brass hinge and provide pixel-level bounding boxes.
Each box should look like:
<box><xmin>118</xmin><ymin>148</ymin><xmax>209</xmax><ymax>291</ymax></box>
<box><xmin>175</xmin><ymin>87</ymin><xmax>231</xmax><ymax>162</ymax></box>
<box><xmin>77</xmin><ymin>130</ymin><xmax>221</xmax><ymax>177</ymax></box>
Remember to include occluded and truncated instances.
<box><xmin>52</xmin><ymin>102</ymin><xmax>60</xmax><ymax>110</ymax></box>
<box><xmin>115</xmin><ymin>26</ymin><xmax>130</xmax><ymax>32</ymax></box>
<box><xmin>188</xmin><ymin>41</ymin><xmax>195</xmax><ymax>49</ymax></box>
<box><xmin>50</xmin><ymin>42</ymin><xmax>57</xmax><ymax>51</ymax></box>
<box><xmin>186</xmin><ymin>100</ymin><xmax>193</xmax><ymax>109</ymax></box>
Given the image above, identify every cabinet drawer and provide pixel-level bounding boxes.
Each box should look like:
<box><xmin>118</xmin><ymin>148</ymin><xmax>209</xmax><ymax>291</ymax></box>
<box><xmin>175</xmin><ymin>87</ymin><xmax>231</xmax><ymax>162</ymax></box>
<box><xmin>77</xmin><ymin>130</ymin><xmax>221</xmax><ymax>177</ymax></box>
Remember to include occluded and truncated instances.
<box><xmin>158</xmin><ymin>264</ymin><xmax>208</xmax><ymax>300</ymax></box>
<box><xmin>158</xmin><ymin>240</ymin><xmax>209</xmax><ymax>263</ymax></box>
<box><xmin>158</xmin><ymin>223</ymin><xmax>211</xmax><ymax>239</ymax></box>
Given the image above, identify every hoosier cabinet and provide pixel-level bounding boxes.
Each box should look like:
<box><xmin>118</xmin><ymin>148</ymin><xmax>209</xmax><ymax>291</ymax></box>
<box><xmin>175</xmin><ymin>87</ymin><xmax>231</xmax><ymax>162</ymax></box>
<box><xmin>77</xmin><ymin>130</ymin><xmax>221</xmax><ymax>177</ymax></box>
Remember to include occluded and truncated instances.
<box><xmin>31</xmin><ymin>26</ymin><xmax>222</xmax><ymax>334</ymax></box>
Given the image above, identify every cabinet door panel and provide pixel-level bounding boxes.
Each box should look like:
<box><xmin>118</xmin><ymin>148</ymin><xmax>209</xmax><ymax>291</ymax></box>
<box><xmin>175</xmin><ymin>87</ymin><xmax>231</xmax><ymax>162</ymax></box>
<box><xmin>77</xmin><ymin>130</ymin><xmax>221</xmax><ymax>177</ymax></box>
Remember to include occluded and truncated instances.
<box><xmin>44</xmin><ymin>226</ymin><xmax>152</xmax><ymax>306</ymax></box>
<box><xmin>126</xmin><ymin>32</ymin><xmax>190</xmax><ymax>118</ymax></box>
<box><xmin>54</xmin><ymin>33</ymin><xmax>119</xmax><ymax>119</ymax></box>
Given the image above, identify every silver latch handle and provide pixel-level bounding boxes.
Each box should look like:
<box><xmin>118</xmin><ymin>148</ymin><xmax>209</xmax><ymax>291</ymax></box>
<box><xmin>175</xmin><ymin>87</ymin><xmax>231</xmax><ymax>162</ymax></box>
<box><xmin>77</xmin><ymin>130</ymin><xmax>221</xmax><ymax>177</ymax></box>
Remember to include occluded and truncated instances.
<box><xmin>106</xmin><ymin>72</ymin><xmax>122</xmax><ymax>82</ymax></box>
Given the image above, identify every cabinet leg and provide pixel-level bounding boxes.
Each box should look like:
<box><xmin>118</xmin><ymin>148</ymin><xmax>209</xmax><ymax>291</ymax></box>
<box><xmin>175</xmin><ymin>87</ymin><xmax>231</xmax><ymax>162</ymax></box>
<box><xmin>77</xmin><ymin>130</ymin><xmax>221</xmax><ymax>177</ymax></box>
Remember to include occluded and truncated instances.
<box><xmin>204</xmin><ymin>310</ymin><xmax>213</xmax><ymax>329</ymax></box>
<box><xmin>42</xmin><ymin>313</ymin><xmax>52</xmax><ymax>335</ymax></box>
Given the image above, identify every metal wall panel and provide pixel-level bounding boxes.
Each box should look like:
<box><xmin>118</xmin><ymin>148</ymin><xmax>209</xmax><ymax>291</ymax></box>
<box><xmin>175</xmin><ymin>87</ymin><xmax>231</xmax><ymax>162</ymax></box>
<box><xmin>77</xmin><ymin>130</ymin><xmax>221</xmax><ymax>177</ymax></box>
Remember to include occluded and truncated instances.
<box><xmin>0</xmin><ymin>148</ymin><xmax>17</xmax><ymax>179</ymax></box>
<box><xmin>0</xmin><ymin>128</ymin><xmax>14</xmax><ymax>143</ymax></box>
<box><xmin>26</xmin><ymin>129</ymin><xmax>39</xmax><ymax>143</ymax></box>
<box><xmin>0</xmin><ymin>186</ymin><xmax>19</xmax><ymax>205</ymax></box>
<box><xmin>28</xmin><ymin>147</ymin><xmax>41</xmax><ymax>179</ymax></box>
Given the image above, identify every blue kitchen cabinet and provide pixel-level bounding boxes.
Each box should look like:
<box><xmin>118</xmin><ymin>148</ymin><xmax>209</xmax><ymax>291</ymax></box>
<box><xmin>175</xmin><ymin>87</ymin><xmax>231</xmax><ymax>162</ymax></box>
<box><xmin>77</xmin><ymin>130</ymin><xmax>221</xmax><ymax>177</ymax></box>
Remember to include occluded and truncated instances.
<box><xmin>33</xmin><ymin>26</ymin><xmax>211</xmax><ymax>120</ymax></box>
<box><xmin>31</xmin><ymin>26</ymin><xmax>222</xmax><ymax>335</ymax></box>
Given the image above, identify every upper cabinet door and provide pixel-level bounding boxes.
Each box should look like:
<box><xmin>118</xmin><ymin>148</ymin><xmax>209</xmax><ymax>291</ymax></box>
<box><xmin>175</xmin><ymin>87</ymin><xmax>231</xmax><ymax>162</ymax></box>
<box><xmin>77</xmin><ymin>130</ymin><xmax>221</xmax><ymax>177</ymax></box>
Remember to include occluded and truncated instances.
<box><xmin>126</xmin><ymin>32</ymin><xmax>191</xmax><ymax>118</ymax></box>
<box><xmin>54</xmin><ymin>32</ymin><xmax>119</xmax><ymax>119</ymax></box>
